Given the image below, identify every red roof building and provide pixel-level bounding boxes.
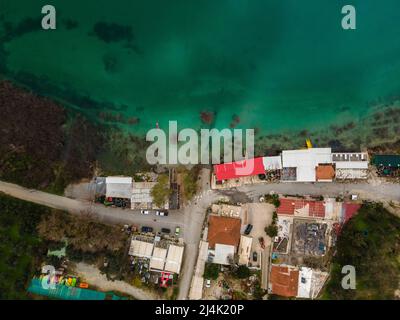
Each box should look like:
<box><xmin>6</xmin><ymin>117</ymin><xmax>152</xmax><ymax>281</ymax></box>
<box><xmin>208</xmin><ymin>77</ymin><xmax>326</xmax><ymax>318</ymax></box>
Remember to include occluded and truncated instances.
<box><xmin>213</xmin><ymin>157</ymin><xmax>265</xmax><ymax>181</ymax></box>
<box><xmin>277</xmin><ymin>198</ymin><xmax>325</xmax><ymax>218</ymax></box>
<box><xmin>342</xmin><ymin>203</ymin><xmax>361</xmax><ymax>224</ymax></box>
<box><xmin>207</xmin><ymin>215</ymin><xmax>241</xmax><ymax>250</ymax></box>
<box><xmin>270</xmin><ymin>265</ymin><xmax>299</xmax><ymax>297</ymax></box>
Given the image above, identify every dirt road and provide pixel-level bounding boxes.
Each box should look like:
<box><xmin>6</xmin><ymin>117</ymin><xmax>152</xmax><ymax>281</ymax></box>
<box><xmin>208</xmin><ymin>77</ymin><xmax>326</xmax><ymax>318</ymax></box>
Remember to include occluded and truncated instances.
<box><xmin>74</xmin><ymin>262</ymin><xmax>161</xmax><ymax>300</ymax></box>
<box><xmin>0</xmin><ymin>180</ymin><xmax>185</xmax><ymax>232</ymax></box>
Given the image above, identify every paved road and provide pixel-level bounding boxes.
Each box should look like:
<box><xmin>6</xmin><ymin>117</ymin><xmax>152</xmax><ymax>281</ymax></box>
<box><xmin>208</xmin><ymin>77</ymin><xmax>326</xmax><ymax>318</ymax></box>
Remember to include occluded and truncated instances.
<box><xmin>239</xmin><ymin>181</ymin><xmax>400</xmax><ymax>203</ymax></box>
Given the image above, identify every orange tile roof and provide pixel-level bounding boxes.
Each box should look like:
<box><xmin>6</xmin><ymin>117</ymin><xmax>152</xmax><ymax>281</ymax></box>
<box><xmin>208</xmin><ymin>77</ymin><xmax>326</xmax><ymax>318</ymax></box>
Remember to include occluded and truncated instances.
<box><xmin>207</xmin><ymin>215</ymin><xmax>241</xmax><ymax>250</ymax></box>
<box><xmin>270</xmin><ymin>265</ymin><xmax>299</xmax><ymax>297</ymax></box>
<box><xmin>316</xmin><ymin>164</ymin><xmax>335</xmax><ymax>181</ymax></box>
<box><xmin>277</xmin><ymin>198</ymin><xmax>325</xmax><ymax>218</ymax></box>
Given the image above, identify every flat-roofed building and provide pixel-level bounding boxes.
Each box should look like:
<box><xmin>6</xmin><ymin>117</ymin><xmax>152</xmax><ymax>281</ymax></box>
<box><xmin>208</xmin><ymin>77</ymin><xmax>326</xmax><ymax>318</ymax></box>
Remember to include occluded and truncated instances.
<box><xmin>262</xmin><ymin>156</ymin><xmax>283</xmax><ymax>170</ymax></box>
<box><xmin>128</xmin><ymin>239</ymin><xmax>154</xmax><ymax>258</ymax></box>
<box><xmin>210</xmin><ymin>243</ymin><xmax>235</xmax><ymax>265</ymax></box>
<box><xmin>213</xmin><ymin>157</ymin><xmax>266</xmax><ymax>182</ymax></box>
<box><xmin>105</xmin><ymin>176</ymin><xmax>133</xmax><ymax>199</ymax></box>
<box><xmin>281</xmin><ymin>148</ymin><xmax>332</xmax><ymax>182</ymax></box>
<box><xmin>165</xmin><ymin>244</ymin><xmax>184</xmax><ymax>274</ymax></box>
<box><xmin>150</xmin><ymin>247</ymin><xmax>168</xmax><ymax>271</ymax></box>
<box><xmin>332</xmin><ymin>152</ymin><xmax>369</xmax><ymax>179</ymax></box>
<box><xmin>129</xmin><ymin>237</ymin><xmax>184</xmax><ymax>274</ymax></box>
<box><xmin>297</xmin><ymin>267</ymin><xmax>313</xmax><ymax>299</ymax></box>
<box><xmin>238</xmin><ymin>235</ymin><xmax>253</xmax><ymax>265</ymax></box>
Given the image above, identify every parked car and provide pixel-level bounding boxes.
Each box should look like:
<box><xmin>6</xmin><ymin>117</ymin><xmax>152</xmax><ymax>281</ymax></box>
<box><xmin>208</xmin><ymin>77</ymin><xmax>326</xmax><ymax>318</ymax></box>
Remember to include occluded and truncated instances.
<box><xmin>156</xmin><ymin>210</ymin><xmax>169</xmax><ymax>216</ymax></box>
<box><xmin>244</xmin><ymin>224</ymin><xmax>253</xmax><ymax>235</ymax></box>
<box><xmin>141</xmin><ymin>210</ymin><xmax>150</xmax><ymax>215</ymax></box>
<box><xmin>252</xmin><ymin>251</ymin><xmax>258</xmax><ymax>262</ymax></box>
<box><xmin>141</xmin><ymin>226</ymin><xmax>153</xmax><ymax>233</ymax></box>
<box><xmin>205</xmin><ymin>279</ymin><xmax>211</xmax><ymax>288</ymax></box>
<box><xmin>258</xmin><ymin>237</ymin><xmax>265</xmax><ymax>249</ymax></box>
<box><xmin>161</xmin><ymin>228</ymin><xmax>171</xmax><ymax>234</ymax></box>
<box><xmin>175</xmin><ymin>226</ymin><xmax>181</xmax><ymax>236</ymax></box>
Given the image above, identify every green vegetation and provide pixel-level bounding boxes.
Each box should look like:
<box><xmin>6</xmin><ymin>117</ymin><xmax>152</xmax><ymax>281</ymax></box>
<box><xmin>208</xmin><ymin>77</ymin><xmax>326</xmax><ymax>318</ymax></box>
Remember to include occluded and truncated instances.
<box><xmin>204</xmin><ymin>263</ymin><xmax>220</xmax><ymax>280</ymax></box>
<box><xmin>38</xmin><ymin>210</ymin><xmax>127</xmax><ymax>253</ymax></box>
<box><xmin>234</xmin><ymin>265</ymin><xmax>251</xmax><ymax>279</ymax></box>
<box><xmin>182</xmin><ymin>167</ymin><xmax>199</xmax><ymax>201</ymax></box>
<box><xmin>0</xmin><ymin>194</ymin><xmax>48</xmax><ymax>299</ymax></box>
<box><xmin>263</xmin><ymin>194</ymin><xmax>280</xmax><ymax>207</ymax></box>
<box><xmin>151</xmin><ymin>174</ymin><xmax>172</xmax><ymax>207</ymax></box>
<box><xmin>265</xmin><ymin>211</ymin><xmax>278</xmax><ymax>238</ymax></box>
<box><xmin>0</xmin><ymin>81</ymin><xmax>105</xmax><ymax>193</ymax></box>
<box><xmin>177</xmin><ymin>166</ymin><xmax>200</xmax><ymax>201</ymax></box>
<box><xmin>322</xmin><ymin>203</ymin><xmax>400</xmax><ymax>300</ymax></box>
<box><xmin>38</xmin><ymin>210</ymin><xmax>129</xmax><ymax>280</ymax></box>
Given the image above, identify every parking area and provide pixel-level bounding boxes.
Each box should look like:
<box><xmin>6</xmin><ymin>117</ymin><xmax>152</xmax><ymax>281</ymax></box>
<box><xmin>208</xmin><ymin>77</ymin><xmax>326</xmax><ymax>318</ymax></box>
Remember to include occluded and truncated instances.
<box><xmin>242</xmin><ymin>203</ymin><xmax>274</xmax><ymax>289</ymax></box>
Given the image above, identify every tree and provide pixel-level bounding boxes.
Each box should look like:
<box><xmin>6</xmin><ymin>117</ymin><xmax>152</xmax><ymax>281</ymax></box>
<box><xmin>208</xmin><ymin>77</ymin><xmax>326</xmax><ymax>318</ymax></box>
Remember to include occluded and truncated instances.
<box><xmin>265</xmin><ymin>224</ymin><xmax>278</xmax><ymax>238</ymax></box>
<box><xmin>151</xmin><ymin>174</ymin><xmax>172</xmax><ymax>208</ymax></box>
<box><xmin>235</xmin><ymin>265</ymin><xmax>250</xmax><ymax>279</ymax></box>
<box><xmin>203</xmin><ymin>263</ymin><xmax>219</xmax><ymax>280</ymax></box>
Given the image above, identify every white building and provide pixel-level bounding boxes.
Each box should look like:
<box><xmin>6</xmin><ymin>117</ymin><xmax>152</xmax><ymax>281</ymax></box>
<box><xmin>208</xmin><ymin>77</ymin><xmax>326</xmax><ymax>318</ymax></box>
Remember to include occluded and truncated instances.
<box><xmin>128</xmin><ymin>239</ymin><xmax>154</xmax><ymax>258</ymax></box>
<box><xmin>210</xmin><ymin>244</ymin><xmax>235</xmax><ymax>265</ymax></box>
<box><xmin>297</xmin><ymin>267</ymin><xmax>313</xmax><ymax>299</ymax></box>
<box><xmin>281</xmin><ymin>148</ymin><xmax>332</xmax><ymax>182</ymax></box>
<box><xmin>128</xmin><ymin>237</ymin><xmax>184</xmax><ymax>274</ymax></box>
<box><xmin>105</xmin><ymin>176</ymin><xmax>133</xmax><ymax>199</ymax></box>
<box><xmin>165</xmin><ymin>245</ymin><xmax>185</xmax><ymax>274</ymax></box>
<box><xmin>262</xmin><ymin>156</ymin><xmax>283</xmax><ymax>170</ymax></box>
<box><xmin>332</xmin><ymin>152</ymin><xmax>369</xmax><ymax>180</ymax></box>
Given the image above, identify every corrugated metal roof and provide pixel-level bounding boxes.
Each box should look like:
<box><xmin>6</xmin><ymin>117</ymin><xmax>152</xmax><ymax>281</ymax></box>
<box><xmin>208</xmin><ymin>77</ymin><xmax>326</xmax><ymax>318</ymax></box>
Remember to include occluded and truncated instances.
<box><xmin>105</xmin><ymin>176</ymin><xmax>132</xmax><ymax>184</ymax></box>
<box><xmin>372</xmin><ymin>154</ymin><xmax>400</xmax><ymax>167</ymax></box>
<box><xmin>106</xmin><ymin>176</ymin><xmax>133</xmax><ymax>198</ymax></box>
<box><xmin>213</xmin><ymin>157</ymin><xmax>266</xmax><ymax>181</ymax></box>
<box><xmin>128</xmin><ymin>239</ymin><xmax>154</xmax><ymax>258</ymax></box>
<box><xmin>165</xmin><ymin>245</ymin><xmax>184</xmax><ymax>274</ymax></box>
<box><xmin>150</xmin><ymin>247</ymin><xmax>167</xmax><ymax>271</ymax></box>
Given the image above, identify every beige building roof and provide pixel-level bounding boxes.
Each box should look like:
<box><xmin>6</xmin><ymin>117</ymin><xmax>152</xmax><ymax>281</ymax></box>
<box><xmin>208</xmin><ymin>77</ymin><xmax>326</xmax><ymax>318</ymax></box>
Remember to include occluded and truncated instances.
<box><xmin>165</xmin><ymin>245</ymin><xmax>184</xmax><ymax>274</ymax></box>
<box><xmin>238</xmin><ymin>235</ymin><xmax>253</xmax><ymax>265</ymax></box>
<box><xmin>150</xmin><ymin>247</ymin><xmax>167</xmax><ymax>271</ymax></box>
<box><xmin>128</xmin><ymin>239</ymin><xmax>154</xmax><ymax>258</ymax></box>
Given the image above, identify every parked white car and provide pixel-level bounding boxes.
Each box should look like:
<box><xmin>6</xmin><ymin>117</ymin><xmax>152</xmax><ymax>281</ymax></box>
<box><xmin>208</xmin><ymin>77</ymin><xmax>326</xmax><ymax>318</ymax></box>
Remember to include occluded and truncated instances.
<box><xmin>141</xmin><ymin>210</ymin><xmax>150</xmax><ymax>215</ymax></box>
<box><xmin>205</xmin><ymin>279</ymin><xmax>211</xmax><ymax>288</ymax></box>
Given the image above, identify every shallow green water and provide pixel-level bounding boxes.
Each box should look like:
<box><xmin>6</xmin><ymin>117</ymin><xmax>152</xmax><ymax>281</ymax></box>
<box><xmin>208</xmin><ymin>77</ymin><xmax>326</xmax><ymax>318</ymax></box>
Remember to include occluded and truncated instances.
<box><xmin>2</xmin><ymin>0</ymin><xmax>400</xmax><ymax>135</ymax></box>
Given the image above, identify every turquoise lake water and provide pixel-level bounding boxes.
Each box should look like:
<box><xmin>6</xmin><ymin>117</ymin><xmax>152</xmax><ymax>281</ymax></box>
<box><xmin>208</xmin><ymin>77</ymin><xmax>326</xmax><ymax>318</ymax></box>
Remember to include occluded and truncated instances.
<box><xmin>2</xmin><ymin>0</ymin><xmax>400</xmax><ymax>135</ymax></box>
